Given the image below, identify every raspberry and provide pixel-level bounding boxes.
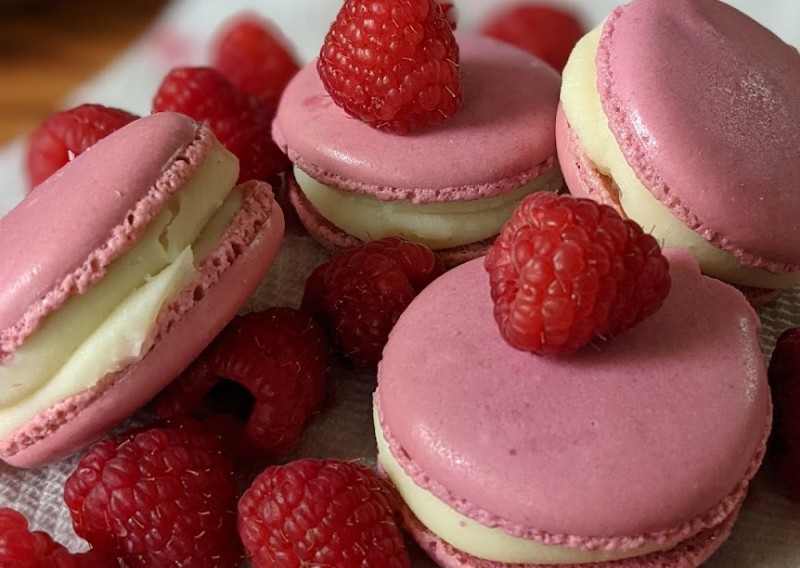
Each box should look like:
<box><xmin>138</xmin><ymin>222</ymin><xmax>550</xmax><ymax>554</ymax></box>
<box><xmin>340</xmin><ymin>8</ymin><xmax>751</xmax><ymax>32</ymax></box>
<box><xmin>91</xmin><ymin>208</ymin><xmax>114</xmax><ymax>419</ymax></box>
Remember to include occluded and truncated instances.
<box><xmin>440</xmin><ymin>2</ymin><xmax>458</xmax><ymax>30</ymax></box>
<box><xmin>152</xmin><ymin>66</ymin><xmax>290</xmax><ymax>184</ymax></box>
<box><xmin>211</xmin><ymin>12</ymin><xmax>300</xmax><ymax>108</ymax></box>
<box><xmin>768</xmin><ymin>327</ymin><xmax>800</xmax><ymax>501</ymax></box>
<box><xmin>302</xmin><ymin>237</ymin><xmax>445</xmax><ymax>369</ymax></box>
<box><xmin>238</xmin><ymin>459</ymin><xmax>409</xmax><ymax>567</ymax></box>
<box><xmin>64</xmin><ymin>422</ymin><xmax>242</xmax><ymax>568</ymax></box>
<box><xmin>26</xmin><ymin>103</ymin><xmax>138</xmax><ymax>190</ymax></box>
<box><xmin>317</xmin><ymin>0</ymin><xmax>462</xmax><ymax>133</ymax></box>
<box><xmin>484</xmin><ymin>193</ymin><xmax>671</xmax><ymax>355</ymax></box>
<box><xmin>480</xmin><ymin>4</ymin><xmax>584</xmax><ymax>73</ymax></box>
<box><xmin>154</xmin><ymin>307</ymin><xmax>328</xmax><ymax>461</ymax></box>
<box><xmin>0</xmin><ymin>507</ymin><xmax>114</xmax><ymax>567</ymax></box>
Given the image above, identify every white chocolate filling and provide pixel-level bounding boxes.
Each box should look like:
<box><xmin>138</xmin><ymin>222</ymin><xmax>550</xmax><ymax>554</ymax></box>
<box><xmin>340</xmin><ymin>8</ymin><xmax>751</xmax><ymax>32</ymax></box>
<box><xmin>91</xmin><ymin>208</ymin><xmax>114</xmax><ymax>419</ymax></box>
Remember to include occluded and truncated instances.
<box><xmin>375</xmin><ymin>412</ymin><xmax>673</xmax><ymax>564</ymax></box>
<box><xmin>560</xmin><ymin>26</ymin><xmax>800</xmax><ymax>289</ymax></box>
<box><xmin>0</xmin><ymin>141</ymin><xmax>243</xmax><ymax>437</ymax></box>
<box><xmin>295</xmin><ymin>167</ymin><xmax>563</xmax><ymax>250</ymax></box>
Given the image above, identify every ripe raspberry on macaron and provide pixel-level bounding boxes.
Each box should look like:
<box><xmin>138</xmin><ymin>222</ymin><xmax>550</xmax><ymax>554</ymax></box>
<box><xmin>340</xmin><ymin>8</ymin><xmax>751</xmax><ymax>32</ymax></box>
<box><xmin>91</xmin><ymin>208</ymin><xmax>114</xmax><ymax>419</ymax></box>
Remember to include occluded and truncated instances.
<box><xmin>273</xmin><ymin>0</ymin><xmax>563</xmax><ymax>266</ymax></box>
<box><xmin>484</xmin><ymin>192</ymin><xmax>671</xmax><ymax>355</ymax></box>
<box><xmin>318</xmin><ymin>0</ymin><xmax>462</xmax><ymax>133</ymax></box>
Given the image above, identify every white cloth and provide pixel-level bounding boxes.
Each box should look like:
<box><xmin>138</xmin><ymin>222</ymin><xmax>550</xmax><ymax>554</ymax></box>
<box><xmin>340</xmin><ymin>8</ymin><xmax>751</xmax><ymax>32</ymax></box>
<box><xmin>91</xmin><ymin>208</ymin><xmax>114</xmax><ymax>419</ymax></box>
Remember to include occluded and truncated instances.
<box><xmin>0</xmin><ymin>1</ymin><xmax>799</xmax><ymax>566</ymax></box>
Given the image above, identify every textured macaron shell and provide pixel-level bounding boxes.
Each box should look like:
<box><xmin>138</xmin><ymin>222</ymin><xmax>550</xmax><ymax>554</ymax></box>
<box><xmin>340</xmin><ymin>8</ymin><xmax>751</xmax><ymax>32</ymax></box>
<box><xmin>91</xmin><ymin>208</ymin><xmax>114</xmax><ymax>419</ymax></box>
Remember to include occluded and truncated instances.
<box><xmin>401</xmin><ymin>503</ymin><xmax>739</xmax><ymax>568</ymax></box>
<box><xmin>376</xmin><ymin>250</ymin><xmax>769</xmax><ymax>547</ymax></box>
<box><xmin>1</xmin><ymin>180</ymin><xmax>283</xmax><ymax>467</ymax></box>
<box><xmin>597</xmin><ymin>0</ymin><xmax>800</xmax><ymax>271</ymax></box>
<box><xmin>0</xmin><ymin>112</ymin><xmax>208</xmax><ymax>359</ymax></box>
<box><xmin>273</xmin><ymin>33</ymin><xmax>560</xmax><ymax>204</ymax></box>
<box><xmin>554</xmin><ymin>103</ymin><xmax>620</xmax><ymax>211</ymax></box>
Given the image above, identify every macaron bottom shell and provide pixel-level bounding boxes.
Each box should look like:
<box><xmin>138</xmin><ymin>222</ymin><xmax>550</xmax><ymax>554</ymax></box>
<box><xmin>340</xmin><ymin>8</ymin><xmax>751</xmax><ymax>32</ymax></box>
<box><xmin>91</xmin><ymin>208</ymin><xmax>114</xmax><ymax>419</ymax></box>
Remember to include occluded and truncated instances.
<box><xmin>401</xmin><ymin>503</ymin><xmax>738</xmax><ymax>568</ymax></box>
<box><xmin>287</xmin><ymin>174</ymin><xmax>498</xmax><ymax>268</ymax></box>
<box><xmin>292</xmin><ymin>166</ymin><xmax>563</xmax><ymax>253</ymax></box>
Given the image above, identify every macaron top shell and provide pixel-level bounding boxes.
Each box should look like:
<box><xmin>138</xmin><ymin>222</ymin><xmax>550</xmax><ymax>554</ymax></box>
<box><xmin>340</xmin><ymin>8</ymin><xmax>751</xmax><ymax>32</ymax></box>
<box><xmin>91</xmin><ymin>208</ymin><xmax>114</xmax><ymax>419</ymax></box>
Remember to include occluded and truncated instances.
<box><xmin>596</xmin><ymin>0</ymin><xmax>800</xmax><ymax>271</ymax></box>
<box><xmin>273</xmin><ymin>34</ymin><xmax>561</xmax><ymax>204</ymax></box>
<box><xmin>376</xmin><ymin>250</ymin><xmax>769</xmax><ymax>546</ymax></box>
<box><xmin>0</xmin><ymin>112</ymin><xmax>211</xmax><ymax>357</ymax></box>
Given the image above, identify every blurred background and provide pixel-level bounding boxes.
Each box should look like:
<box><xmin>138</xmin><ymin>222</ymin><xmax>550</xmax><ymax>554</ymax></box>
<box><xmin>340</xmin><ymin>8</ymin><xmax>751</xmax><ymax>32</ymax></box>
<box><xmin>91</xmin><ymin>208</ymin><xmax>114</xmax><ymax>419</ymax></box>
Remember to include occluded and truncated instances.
<box><xmin>0</xmin><ymin>0</ymin><xmax>169</xmax><ymax>145</ymax></box>
<box><xmin>1</xmin><ymin>0</ymin><xmax>798</xmax><ymax>147</ymax></box>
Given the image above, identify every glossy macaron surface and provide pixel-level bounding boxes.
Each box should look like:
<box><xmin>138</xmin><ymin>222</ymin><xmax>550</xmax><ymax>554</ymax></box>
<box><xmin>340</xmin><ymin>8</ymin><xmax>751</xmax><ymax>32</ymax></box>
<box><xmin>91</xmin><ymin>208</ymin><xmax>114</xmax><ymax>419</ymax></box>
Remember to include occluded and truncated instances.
<box><xmin>376</xmin><ymin>250</ymin><xmax>769</xmax><ymax>542</ymax></box>
<box><xmin>597</xmin><ymin>0</ymin><xmax>800</xmax><ymax>270</ymax></box>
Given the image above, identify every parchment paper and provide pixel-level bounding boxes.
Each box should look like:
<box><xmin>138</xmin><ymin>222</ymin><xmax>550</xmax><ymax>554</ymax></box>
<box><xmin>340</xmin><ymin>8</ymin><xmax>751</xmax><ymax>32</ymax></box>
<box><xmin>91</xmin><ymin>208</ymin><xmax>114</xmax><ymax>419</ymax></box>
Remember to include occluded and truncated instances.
<box><xmin>0</xmin><ymin>1</ymin><xmax>798</xmax><ymax>565</ymax></box>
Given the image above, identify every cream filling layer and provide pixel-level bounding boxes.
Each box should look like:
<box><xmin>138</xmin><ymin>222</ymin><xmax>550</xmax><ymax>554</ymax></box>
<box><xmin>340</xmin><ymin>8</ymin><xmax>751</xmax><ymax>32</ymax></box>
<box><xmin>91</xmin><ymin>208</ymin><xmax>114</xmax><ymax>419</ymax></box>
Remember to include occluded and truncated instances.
<box><xmin>560</xmin><ymin>26</ymin><xmax>800</xmax><ymax>289</ymax></box>
<box><xmin>375</xmin><ymin>413</ymin><xmax>672</xmax><ymax>565</ymax></box>
<box><xmin>0</xmin><ymin>141</ymin><xmax>243</xmax><ymax>438</ymax></box>
<box><xmin>295</xmin><ymin>167</ymin><xmax>562</xmax><ymax>250</ymax></box>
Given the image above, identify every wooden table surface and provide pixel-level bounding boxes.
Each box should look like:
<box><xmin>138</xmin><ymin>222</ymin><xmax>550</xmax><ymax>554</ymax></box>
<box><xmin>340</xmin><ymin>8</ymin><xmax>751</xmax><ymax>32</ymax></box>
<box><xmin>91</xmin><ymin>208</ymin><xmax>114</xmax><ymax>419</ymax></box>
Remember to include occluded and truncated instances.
<box><xmin>0</xmin><ymin>0</ymin><xmax>170</xmax><ymax>146</ymax></box>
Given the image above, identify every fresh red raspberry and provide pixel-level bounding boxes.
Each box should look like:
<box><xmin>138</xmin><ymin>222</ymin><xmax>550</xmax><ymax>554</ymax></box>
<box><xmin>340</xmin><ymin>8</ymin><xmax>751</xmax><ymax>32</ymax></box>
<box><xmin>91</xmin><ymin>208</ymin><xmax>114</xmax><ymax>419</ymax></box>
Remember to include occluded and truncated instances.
<box><xmin>238</xmin><ymin>459</ymin><xmax>409</xmax><ymax>567</ymax></box>
<box><xmin>485</xmin><ymin>193</ymin><xmax>671</xmax><ymax>355</ymax></box>
<box><xmin>480</xmin><ymin>4</ymin><xmax>584</xmax><ymax>73</ymax></box>
<box><xmin>211</xmin><ymin>12</ymin><xmax>300</xmax><ymax>108</ymax></box>
<box><xmin>26</xmin><ymin>103</ymin><xmax>138</xmax><ymax>190</ymax></box>
<box><xmin>154</xmin><ymin>307</ymin><xmax>329</xmax><ymax>461</ymax></box>
<box><xmin>440</xmin><ymin>2</ymin><xmax>458</xmax><ymax>30</ymax></box>
<box><xmin>317</xmin><ymin>0</ymin><xmax>462</xmax><ymax>133</ymax></box>
<box><xmin>152</xmin><ymin>66</ymin><xmax>290</xmax><ymax>184</ymax></box>
<box><xmin>0</xmin><ymin>507</ymin><xmax>114</xmax><ymax>567</ymax></box>
<box><xmin>63</xmin><ymin>422</ymin><xmax>242</xmax><ymax>568</ymax></box>
<box><xmin>768</xmin><ymin>327</ymin><xmax>800</xmax><ymax>501</ymax></box>
<box><xmin>302</xmin><ymin>237</ymin><xmax>445</xmax><ymax>369</ymax></box>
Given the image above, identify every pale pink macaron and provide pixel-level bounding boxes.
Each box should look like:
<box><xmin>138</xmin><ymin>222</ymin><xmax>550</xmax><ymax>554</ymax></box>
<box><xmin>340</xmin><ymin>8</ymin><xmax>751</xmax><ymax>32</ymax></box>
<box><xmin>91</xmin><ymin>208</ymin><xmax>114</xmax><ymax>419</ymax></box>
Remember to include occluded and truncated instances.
<box><xmin>375</xmin><ymin>249</ymin><xmax>770</xmax><ymax>567</ymax></box>
<box><xmin>0</xmin><ymin>112</ymin><xmax>284</xmax><ymax>468</ymax></box>
<box><xmin>556</xmin><ymin>0</ymin><xmax>800</xmax><ymax>295</ymax></box>
<box><xmin>273</xmin><ymin>33</ymin><xmax>562</xmax><ymax>266</ymax></box>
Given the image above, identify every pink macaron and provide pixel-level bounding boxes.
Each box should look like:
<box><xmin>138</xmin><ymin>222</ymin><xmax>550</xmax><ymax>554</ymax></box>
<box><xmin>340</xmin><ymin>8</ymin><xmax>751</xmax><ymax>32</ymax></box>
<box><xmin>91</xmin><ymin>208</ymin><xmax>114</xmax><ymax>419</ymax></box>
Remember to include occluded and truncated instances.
<box><xmin>272</xmin><ymin>33</ymin><xmax>562</xmax><ymax>266</ymax></box>
<box><xmin>374</xmin><ymin>249</ymin><xmax>770</xmax><ymax>567</ymax></box>
<box><xmin>556</xmin><ymin>0</ymin><xmax>800</xmax><ymax>295</ymax></box>
<box><xmin>0</xmin><ymin>111</ymin><xmax>284</xmax><ymax>468</ymax></box>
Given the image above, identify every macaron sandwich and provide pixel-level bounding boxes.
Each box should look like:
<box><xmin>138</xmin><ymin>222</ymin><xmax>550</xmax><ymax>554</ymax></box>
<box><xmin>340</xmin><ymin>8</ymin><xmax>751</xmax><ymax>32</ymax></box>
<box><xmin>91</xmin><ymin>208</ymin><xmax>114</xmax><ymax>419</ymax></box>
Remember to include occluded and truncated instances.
<box><xmin>273</xmin><ymin>6</ymin><xmax>563</xmax><ymax>266</ymax></box>
<box><xmin>0</xmin><ymin>112</ymin><xmax>284</xmax><ymax>468</ymax></box>
<box><xmin>557</xmin><ymin>0</ymin><xmax>800</xmax><ymax>297</ymax></box>
<box><xmin>375</xmin><ymin>249</ymin><xmax>770</xmax><ymax>567</ymax></box>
